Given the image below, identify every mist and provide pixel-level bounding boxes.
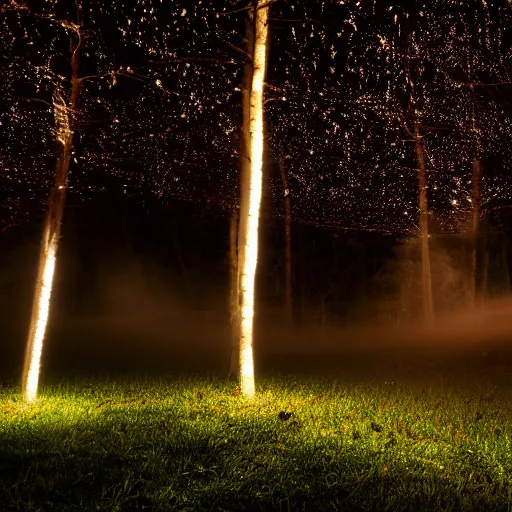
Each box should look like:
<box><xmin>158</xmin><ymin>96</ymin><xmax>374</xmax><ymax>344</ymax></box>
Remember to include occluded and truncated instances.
<box><xmin>1</xmin><ymin>196</ymin><xmax>511</xmax><ymax>383</ymax></box>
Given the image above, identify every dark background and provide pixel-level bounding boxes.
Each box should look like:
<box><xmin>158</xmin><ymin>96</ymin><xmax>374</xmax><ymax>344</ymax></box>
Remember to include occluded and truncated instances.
<box><xmin>1</xmin><ymin>0</ymin><xmax>512</xmax><ymax>381</ymax></box>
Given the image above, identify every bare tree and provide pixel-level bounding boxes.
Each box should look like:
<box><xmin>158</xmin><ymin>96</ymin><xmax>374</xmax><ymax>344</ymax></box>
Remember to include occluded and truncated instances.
<box><xmin>229</xmin><ymin>10</ymin><xmax>255</xmax><ymax>378</ymax></box>
<box><xmin>236</xmin><ymin>0</ymin><xmax>270</xmax><ymax>398</ymax></box>
<box><xmin>22</xmin><ymin>1</ymin><xmax>84</xmax><ymax>401</ymax></box>
<box><xmin>13</xmin><ymin>0</ymin><xmax>142</xmax><ymax>400</ymax></box>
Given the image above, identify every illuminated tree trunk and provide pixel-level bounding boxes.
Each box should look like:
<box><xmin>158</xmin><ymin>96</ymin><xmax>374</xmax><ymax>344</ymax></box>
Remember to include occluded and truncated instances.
<box><xmin>278</xmin><ymin>156</ymin><xmax>293</xmax><ymax>326</ymax></box>
<box><xmin>237</xmin><ymin>0</ymin><xmax>269</xmax><ymax>398</ymax></box>
<box><xmin>22</xmin><ymin>8</ymin><xmax>83</xmax><ymax>401</ymax></box>
<box><xmin>414</xmin><ymin>122</ymin><xmax>434</xmax><ymax>321</ymax></box>
<box><xmin>229</xmin><ymin>11</ymin><xmax>254</xmax><ymax>378</ymax></box>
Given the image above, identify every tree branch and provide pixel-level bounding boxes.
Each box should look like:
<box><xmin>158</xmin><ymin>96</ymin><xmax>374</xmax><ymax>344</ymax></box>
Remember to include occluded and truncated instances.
<box><xmin>257</xmin><ymin>0</ymin><xmax>279</xmax><ymax>10</ymax></box>
<box><xmin>20</xmin><ymin>97</ymin><xmax>53</xmax><ymax>109</ymax></box>
<box><xmin>149</xmin><ymin>56</ymin><xmax>239</xmax><ymax>67</ymax></box>
<box><xmin>214</xmin><ymin>37</ymin><xmax>252</xmax><ymax>63</ymax></box>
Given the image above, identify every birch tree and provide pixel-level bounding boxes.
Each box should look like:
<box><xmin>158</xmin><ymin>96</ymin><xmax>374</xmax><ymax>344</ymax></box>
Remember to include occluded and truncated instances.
<box><xmin>19</xmin><ymin>1</ymin><xmax>84</xmax><ymax>401</ymax></box>
<box><xmin>229</xmin><ymin>10</ymin><xmax>255</xmax><ymax>378</ymax></box>
<box><xmin>236</xmin><ymin>0</ymin><xmax>270</xmax><ymax>398</ymax></box>
<box><xmin>2</xmin><ymin>0</ymin><xmax>152</xmax><ymax>400</ymax></box>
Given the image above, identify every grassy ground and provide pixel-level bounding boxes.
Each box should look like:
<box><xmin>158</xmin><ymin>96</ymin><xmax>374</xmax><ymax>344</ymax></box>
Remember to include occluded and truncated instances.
<box><xmin>1</xmin><ymin>370</ymin><xmax>512</xmax><ymax>511</ymax></box>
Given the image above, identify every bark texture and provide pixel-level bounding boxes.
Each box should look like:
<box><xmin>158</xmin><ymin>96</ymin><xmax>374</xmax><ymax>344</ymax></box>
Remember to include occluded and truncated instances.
<box><xmin>237</xmin><ymin>0</ymin><xmax>269</xmax><ymax>398</ymax></box>
<box><xmin>229</xmin><ymin>10</ymin><xmax>254</xmax><ymax>378</ymax></box>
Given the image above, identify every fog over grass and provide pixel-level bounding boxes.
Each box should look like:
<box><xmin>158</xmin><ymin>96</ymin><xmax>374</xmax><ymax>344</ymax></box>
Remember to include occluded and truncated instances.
<box><xmin>1</xmin><ymin>210</ymin><xmax>511</xmax><ymax>384</ymax></box>
<box><xmin>46</xmin><ymin>255</ymin><xmax>512</xmax><ymax>381</ymax></box>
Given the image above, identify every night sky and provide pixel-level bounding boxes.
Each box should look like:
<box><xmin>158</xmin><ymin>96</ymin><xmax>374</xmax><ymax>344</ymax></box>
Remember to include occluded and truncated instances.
<box><xmin>1</xmin><ymin>0</ymin><xmax>511</xmax><ymax>234</ymax></box>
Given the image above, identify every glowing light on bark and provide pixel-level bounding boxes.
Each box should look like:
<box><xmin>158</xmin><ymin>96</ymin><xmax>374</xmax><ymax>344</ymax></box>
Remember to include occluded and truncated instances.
<box><xmin>239</xmin><ymin>1</ymin><xmax>269</xmax><ymax>399</ymax></box>
<box><xmin>22</xmin><ymin>91</ymin><xmax>73</xmax><ymax>402</ymax></box>
<box><xmin>22</xmin><ymin>20</ymin><xmax>80</xmax><ymax>401</ymax></box>
<box><xmin>22</xmin><ymin>228</ymin><xmax>58</xmax><ymax>402</ymax></box>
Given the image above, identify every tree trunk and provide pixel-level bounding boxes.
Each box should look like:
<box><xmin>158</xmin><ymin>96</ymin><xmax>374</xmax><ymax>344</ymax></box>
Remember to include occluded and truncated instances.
<box><xmin>471</xmin><ymin>158</ymin><xmax>482</xmax><ymax>305</ymax></box>
<box><xmin>228</xmin><ymin>210</ymin><xmax>238</xmax><ymax>376</ymax></box>
<box><xmin>237</xmin><ymin>0</ymin><xmax>269</xmax><ymax>398</ymax></box>
<box><xmin>467</xmin><ymin>47</ymin><xmax>485</xmax><ymax>306</ymax></box>
<box><xmin>22</xmin><ymin>5</ymin><xmax>83</xmax><ymax>401</ymax></box>
<box><xmin>229</xmin><ymin>11</ymin><xmax>254</xmax><ymax>378</ymax></box>
<box><xmin>414</xmin><ymin>121</ymin><xmax>434</xmax><ymax>321</ymax></box>
<box><xmin>278</xmin><ymin>156</ymin><xmax>293</xmax><ymax>326</ymax></box>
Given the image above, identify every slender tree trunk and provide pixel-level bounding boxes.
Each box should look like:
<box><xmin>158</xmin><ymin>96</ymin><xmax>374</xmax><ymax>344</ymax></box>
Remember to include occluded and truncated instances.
<box><xmin>414</xmin><ymin>121</ymin><xmax>434</xmax><ymax>321</ymax></box>
<box><xmin>470</xmin><ymin>143</ymin><xmax>485</xmax><ymax>305</ymax></box>
<box><xmin>467</xmin><ymin>48</ymin><xmax>485</xmax><ymax>306</ymax></box>
<box><xmin>471</xmin><ymin>158</ymin><xmax>482</xmax><ymax>304</ymax></box>
<box><xmin>299</xmin><ymin>228</ymin><xmax>306</xmax><ymax>325</ymax></box>
<box><xmin>22</xmin><ymin>8</ymin><xmax>83</xmax><ymax>400</ymax></box>
<box><xmin>229</xmin><ymin>12</ymin><xmax>254</xmax><ymax>378</ymax></box>
<box><xmin>228</xmin><ymin>210</ymin><xmax>238</xmax><ymax>376</ymax></box>
<box><xmin>237</xmin><ymin>0</ymin><xmax>269</xmax><ymax>398</ymax></box>
<box><xmin>278</xmin><ymin>156</ymin><xmax>292</xmax><ymax>325</ymax></box>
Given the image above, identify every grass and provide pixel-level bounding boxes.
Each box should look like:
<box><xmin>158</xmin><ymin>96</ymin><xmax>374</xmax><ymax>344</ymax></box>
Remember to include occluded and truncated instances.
<box><xmin>1</xmin><ymin>371</ymin><xmax>512</xmax><ymax>511</ymax></box>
